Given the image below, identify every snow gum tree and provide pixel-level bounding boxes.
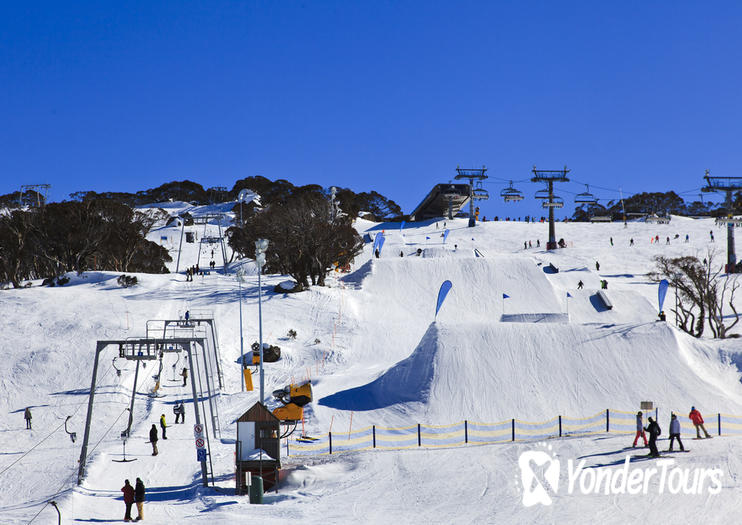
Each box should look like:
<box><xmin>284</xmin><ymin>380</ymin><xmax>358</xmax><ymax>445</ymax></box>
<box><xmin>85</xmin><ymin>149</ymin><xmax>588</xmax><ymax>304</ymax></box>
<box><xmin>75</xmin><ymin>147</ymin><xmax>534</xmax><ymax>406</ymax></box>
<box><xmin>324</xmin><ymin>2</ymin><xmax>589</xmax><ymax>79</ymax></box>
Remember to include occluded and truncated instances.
<box><xmin>650</xmin><ymin>252</ymin><xmax>740</xmax><ymax>338</ymax></box>
<box><xmin>228</xmin><ymin>192</ymin><xmax>363</xmax><ymax>289</ymax></box>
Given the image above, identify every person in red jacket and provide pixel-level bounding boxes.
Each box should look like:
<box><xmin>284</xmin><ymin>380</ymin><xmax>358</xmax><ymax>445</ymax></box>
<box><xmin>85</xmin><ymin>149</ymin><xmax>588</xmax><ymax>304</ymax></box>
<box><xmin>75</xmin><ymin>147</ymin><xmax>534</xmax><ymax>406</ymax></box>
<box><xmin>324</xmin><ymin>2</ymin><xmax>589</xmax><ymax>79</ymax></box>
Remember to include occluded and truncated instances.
<box><xmin>689</xmin><ymin>406</ymin><xmax>711</xmax><ymax>439</ymax></box>
<box><xmin>121</xmin><ymin>479</ymin><xmax>135</xmax><ymax>522</ymax></box>
<box><xmin>632</xmin><ymin>411</ymin><xmax>648</xmax><ymax>447</ymax></box>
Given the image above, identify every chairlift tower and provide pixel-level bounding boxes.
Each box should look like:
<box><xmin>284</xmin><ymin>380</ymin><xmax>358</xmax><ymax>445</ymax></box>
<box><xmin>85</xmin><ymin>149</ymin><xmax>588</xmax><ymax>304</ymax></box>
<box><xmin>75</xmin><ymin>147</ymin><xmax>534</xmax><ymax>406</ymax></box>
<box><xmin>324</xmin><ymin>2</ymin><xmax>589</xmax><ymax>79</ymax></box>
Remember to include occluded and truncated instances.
<box><xmin>702</xmin><ymin>170</ymin><xmax>742</xmax><ymax>272</ymax></box>
<box><xmin>19</xmin><ymin>184</ymin><xmax>51</xmax><ymax>207</ymax></box>
<box><xmin>531</xmin><ymin>166</ymin><xmax>570</xmax><ymax>250</ymax></box>
<box><xmin>454</xmin><ymin>166</ymin><xmax>488</xmax><ymax>227</ymax></box>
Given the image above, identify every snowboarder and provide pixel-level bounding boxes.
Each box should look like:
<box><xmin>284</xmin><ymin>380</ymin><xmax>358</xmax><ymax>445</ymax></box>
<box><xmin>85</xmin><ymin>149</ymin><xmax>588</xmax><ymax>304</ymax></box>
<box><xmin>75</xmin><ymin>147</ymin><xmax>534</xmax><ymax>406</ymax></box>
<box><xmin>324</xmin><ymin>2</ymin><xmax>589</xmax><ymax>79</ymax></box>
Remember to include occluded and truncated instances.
<box><xmin>577</xmin><ymin>280</ymin><xmax>584</xmax><ymax>290</ymax></box>
<box><xmin>600</xmin><ymin>279</ymin><xmax>608</xmax><ymax>289</ymax></box>
<box><xmin>668</xmin><ymin>413</ymin><xmax>685</xmax><ymax>451</ymax></box>
<box><xmin>630</xmin><ymin>238</ymin><xmax>634</xmax><ymax>246</ymax></box>
<box><xmin>184</xmin><ymin>310</ymin><xmax>190</xmax><ymax>323</ymax></box>
<box><xmin>655</xmin><ymin>235</ymin><xmax>659</xmax><ymax>243</ymax></box>
<box><xmin>149</xmin><ymin>424</ymin><xmax>159</xmax><ymax>456</ymax></box>
<box><xmin>610</xmin><ymin>237</ymin><xmax>613</xmax><ymax>246</ymax></box>
<box><xmin>632</xmin><ymin>411</ymin><xmax>648</xmax><ymax>448</ymax></box>
<box><xmin>710</xmin><ymin>230</ymin><xmax>714</xmax><ymax>242</ymax></box>
<box><xmin>666</xmin><ymin>236</ymin><xmax>670</xmax><ymax>245</ymax></box>
<box><xmin>536</xmin><ymin>240</ymin><xmax>540</xmax><ymax>247</ymax></box>
<box><xmin>689</xmin><ymin>406</ymin><xmax>711</xmax><ymax>438</ymax></box>
<box><xmin>644</xmin><ymin>416</ymin><xmax>661</xmax><ymax>457</ymax></box>
<box><xmin>595</xmin><ymin>261</ymin><xmax>600</xmax><ymax>271</ymax></box>
<box><xmin>181</xmin><ymin>367</ymin><xmax>188</xmax><ymax>387</ymax></box>
<box><xmin>399</xmin><ymin>251</ymin><xmax>403</xmax><ymax>257</ymax></box>
<box><xmin>685</xmin><ymin>234</ymin><xmax>689</xmax><ymax>242</ymax></box>
<box><xmin>160</xmin><ymin>414</ymin><xmax>167</xmax><ymax>440</ymax></box>
<box><xmin>528</xmin><ymin>240</ymin><xmax>532</xmax><ymax>248</ymax></box>
<box><xmin>374</xmin><ymin>248</ymin><xmax>379</xmax><ymax>259</ymax></box>
<box><xmin>24</xmin><ymin>407</ymin><xmax>31</xmax><ymax>430</ymax></box>
<box><xmin>524</xmin><ymin>241</ymin><xmax>528</xmax><ymax>250</ymax></box>
<box><xmin>134</xmin><ymin>478</ymin><xmax>145</xmax><ymax>521</ymax></box>
<box><xmin>121</xmin><ymin>479</ymin><xmax>135</xmax><ymax>522</ymax></box>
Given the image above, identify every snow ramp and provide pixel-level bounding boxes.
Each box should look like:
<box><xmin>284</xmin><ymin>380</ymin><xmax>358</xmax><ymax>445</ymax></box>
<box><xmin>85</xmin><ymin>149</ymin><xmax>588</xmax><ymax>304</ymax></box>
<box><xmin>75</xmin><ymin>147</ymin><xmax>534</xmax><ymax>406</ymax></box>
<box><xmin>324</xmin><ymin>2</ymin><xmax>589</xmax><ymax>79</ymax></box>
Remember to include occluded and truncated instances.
<box><xmin>320</xmin><ymin>321</ymin><xmax>742</xmax><ymax>424</ymax></box>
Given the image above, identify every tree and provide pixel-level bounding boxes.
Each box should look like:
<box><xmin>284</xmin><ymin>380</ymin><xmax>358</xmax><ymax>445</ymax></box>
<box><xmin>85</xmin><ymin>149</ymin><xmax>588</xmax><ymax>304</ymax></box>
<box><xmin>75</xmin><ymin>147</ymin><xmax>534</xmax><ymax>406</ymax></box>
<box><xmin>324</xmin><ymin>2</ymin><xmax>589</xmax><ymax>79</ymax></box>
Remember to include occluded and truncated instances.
<box><xmin>228</xmin><ymin>193</ymin><xmax>363</xmax><ymax>288</ymax></box>
<box><xmin>650</xmin><ymin>251</ymin><xmax>739</xmax><ymax>338</ymax></box>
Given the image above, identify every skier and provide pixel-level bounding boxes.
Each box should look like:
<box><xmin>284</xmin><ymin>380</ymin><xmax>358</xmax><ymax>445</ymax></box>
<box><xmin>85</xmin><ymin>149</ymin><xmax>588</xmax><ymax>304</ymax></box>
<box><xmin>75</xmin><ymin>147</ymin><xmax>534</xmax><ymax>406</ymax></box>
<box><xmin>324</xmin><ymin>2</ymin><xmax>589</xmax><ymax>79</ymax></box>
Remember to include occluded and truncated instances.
<box><xmin>24</xmin><ymin>407</ymin><xmax>32</xmax><ymax>430</ymax></box>
<box><xmin>134</xmin><ymin>478</ymin><xmax>145</xmax><ymax>521</ymax></box>
<box><xmin>577</xmin><ymin>280</ymin><xmax>584</xmax><ymax>290</ymax></box>
<box><xmin>121</xmin><ymin>479</ymin><xmax>135</xmax><ymax>522</ymax></box>
<box><xmin>630</xmin><ymin>238</ymin><xmax>634</xmax><ymax>246</ymax></box>
<box><xmin>536</xmin><ymin>240</ymin><xmax>540</xmax><ymax>247</ymax></box>
<box><xmin>160</xmin><ymin>414</ymin><xmax>167</xmax><ymax>440</ymax></box>
<box><xmin>595</xmin><ymin>261</ymin><xmax>600</xmax><ymax>271</ymax></box>
<box><xmin>610</xmin><ymin>237</ymin><xmax>613</xmax><ymax>246</ymax></box>
<box><xmin>149</xmin><ymin>424</ymin><xmax>159</xmax><ymax>456</ymax></box>
<box><xmin>666</xmin><ymin>236</ymin><xmax>670</xmax><ymax>245</ymax></box>
<box><xmin>524</xmin><ymin>241</ymin><xmax>528</xmax><ymax>250</ymax></box>
<box><xmin>528</xmin><ymin>240</ymin><xmax>532</xmax><ymax>248</ymax></box>
<box><xmin>374</xmin><ymin>248</ymin><xmax>379</xmax><ymax>259</ymax></box>
<box><xmin>399</xmin><ymin>251</ymin><xmax>403</xmax><ymax>257</ymax></box>
<box><xmin>644</xmin><ymin>416</ymin><xmax>661</xmax><ymax>457</ymax></box>
<box><xmin>655</xmin><ymin>235</ymin><xmax>659</xmax><ymax>243</ymax></box>
<box><xmin>689</xmin><ymin>406</ymin><xmax>711</xmax><ymax>438</ymax></box>
<box><xmin>685</xmin><ymin>234</ymin><xmax>689</xmax><ymax>243</ymax></box>
<box><xmin>668</xmin><ymin>413</ymin><xmax>685</xmax><ymax>452</ymax></box>
<box><xmin>632</xmin><ymin>411</ymin><xmax>648</xmax><ymax>448</ymax></box>
<box><xmin>181</xmin><ymin>367</ymin><xmax>188</xmax><ymax>387</ymax></box>
<box><xmin>710</xmin><ymin>230</ymin><xmax>714</xmax><ymax>242</ymax></box>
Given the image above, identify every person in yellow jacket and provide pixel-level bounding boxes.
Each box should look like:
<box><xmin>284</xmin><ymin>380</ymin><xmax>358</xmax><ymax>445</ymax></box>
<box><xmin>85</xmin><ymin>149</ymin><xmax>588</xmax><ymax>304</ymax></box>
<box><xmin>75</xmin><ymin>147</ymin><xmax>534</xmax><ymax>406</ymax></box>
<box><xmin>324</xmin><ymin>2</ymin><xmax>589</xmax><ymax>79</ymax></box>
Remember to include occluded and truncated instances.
<box><xmin>160</xmin><ymin>414</ymin><xmax>167</xmax><ymax>440</ymax></box>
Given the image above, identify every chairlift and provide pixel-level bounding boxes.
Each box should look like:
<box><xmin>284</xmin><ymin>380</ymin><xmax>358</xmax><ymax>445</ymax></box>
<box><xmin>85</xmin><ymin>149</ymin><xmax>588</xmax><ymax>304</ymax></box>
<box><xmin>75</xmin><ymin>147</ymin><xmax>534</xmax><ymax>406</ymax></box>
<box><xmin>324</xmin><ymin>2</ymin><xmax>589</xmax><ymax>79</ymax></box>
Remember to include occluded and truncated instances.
<box><xmin>575</xmin><ymin>184</ymin><xmax>598</xmax><ymax>205</ymax></box>
<box><xmin>500</xmin><ymin>181</ymin><xmax>524</xmax><ymax>202</ymax></box>
<box><xmin>534</xmin><ymin>188</ymin><xmax>550</xmax><ymax>200</ymax></box>
<box><xmin>542</xmin><ymin>195</ymin><xmax>564</xmax><ymax>208</ymax></box>
<box><xmin>472</xmin><ymin>185</ymin><xmax>490</xmax><ymax>200</ymax></box>
<box><xmin>64</xmin><ymin>416</ymin><xmax>76</xmax><ymax>443</ymax></box>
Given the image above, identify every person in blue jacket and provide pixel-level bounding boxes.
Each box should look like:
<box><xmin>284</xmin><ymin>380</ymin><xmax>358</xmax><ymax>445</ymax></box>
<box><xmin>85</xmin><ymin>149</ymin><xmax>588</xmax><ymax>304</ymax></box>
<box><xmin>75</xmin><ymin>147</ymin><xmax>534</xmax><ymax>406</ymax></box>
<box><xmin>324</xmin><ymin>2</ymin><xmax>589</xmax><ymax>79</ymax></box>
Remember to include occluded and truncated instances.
<box><xmin>668</xmin><ymin>413</ymin><xmax>685</xmax><ymax>451</ymax></box>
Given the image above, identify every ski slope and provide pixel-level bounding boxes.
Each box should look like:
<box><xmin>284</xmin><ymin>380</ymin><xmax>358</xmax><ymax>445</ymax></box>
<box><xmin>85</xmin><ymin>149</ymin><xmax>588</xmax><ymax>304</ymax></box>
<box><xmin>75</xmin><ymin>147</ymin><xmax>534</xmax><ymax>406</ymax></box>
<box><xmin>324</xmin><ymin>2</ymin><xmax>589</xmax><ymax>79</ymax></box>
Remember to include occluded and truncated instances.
<box><xmin>2</xmin><ymin>210</ymin><xmax>742</xmax><ymax>524</ymax></box>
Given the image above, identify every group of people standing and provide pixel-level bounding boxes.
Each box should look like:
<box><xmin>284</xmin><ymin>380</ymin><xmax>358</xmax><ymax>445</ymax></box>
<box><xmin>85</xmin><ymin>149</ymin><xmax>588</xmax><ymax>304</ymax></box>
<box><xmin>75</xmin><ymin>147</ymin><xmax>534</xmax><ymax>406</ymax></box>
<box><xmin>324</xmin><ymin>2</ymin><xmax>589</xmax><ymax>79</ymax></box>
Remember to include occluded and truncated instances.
<box><xmin>121</xmin><ymin>478</ymin><xmax>145</xmax><ymax>521</ymax></box>
<box><xmin>633</xmin><ymin>407</ymin><xmax>712</xmax><ymax>457</ymax></box>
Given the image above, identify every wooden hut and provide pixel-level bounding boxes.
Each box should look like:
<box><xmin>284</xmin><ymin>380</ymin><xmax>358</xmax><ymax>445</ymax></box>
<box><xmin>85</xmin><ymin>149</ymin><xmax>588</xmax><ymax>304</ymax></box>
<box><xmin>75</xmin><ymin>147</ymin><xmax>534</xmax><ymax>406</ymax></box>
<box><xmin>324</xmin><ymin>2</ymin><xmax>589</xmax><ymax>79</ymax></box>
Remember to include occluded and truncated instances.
<box><xmin>235</xmin><ymin>402</ymin><xmax>281</xmax><ymax>494</ymax></box>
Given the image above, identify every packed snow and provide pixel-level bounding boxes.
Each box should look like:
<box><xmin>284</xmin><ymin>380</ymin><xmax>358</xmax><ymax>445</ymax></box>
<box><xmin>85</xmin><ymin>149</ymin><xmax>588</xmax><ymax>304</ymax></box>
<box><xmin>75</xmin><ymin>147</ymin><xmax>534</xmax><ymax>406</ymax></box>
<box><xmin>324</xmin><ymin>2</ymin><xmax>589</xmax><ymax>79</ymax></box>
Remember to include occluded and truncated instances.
<box><xmin>2</xmin><ymin>209</ymin><xmax>742</xmax><ymax>524</ymax></box>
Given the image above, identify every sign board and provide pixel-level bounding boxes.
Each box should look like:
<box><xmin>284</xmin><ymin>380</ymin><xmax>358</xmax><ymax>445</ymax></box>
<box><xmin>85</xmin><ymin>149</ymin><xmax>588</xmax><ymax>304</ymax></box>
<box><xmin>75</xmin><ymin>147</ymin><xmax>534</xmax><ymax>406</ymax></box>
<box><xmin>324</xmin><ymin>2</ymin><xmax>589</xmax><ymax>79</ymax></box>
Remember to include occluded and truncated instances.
<box><xmin>197</xmin><ymin>448</ymin><xmax>206</xmax><ymax>462</ymax></box>
<box><xmin>195</xmin><ymin>437</ymin><xmax>205</xmax><ymax>449</ymax></box>
<box><xmin>193</xmin><ymin>424</ymin><xmax>204</xmax><ymax>438</ymax></box>
<box><xmin>640</xmin><ymin>401</ymin><xmax>654</xmax><ymax>411</ymax></box>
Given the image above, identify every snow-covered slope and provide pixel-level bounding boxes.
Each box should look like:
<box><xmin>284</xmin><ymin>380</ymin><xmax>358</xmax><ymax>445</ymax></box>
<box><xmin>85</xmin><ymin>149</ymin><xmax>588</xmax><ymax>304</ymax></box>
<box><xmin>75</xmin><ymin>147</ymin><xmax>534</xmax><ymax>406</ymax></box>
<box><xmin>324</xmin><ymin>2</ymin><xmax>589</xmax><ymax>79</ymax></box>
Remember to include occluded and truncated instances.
<box><xmin>2</xmin><ymin>212</ymin><xmax>742</xmax><ymax>524</ymax></box>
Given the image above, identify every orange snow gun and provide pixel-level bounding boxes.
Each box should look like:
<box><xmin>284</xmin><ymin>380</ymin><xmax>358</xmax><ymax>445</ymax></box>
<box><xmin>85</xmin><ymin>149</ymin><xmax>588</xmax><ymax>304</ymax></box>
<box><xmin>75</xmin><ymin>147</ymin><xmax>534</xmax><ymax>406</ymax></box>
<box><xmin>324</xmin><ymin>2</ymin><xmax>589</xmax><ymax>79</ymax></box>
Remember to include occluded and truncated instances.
<box><xmin>272</xmin><ymin>381</ymin><xmax>313</xmax><ymax>423</ymax></box>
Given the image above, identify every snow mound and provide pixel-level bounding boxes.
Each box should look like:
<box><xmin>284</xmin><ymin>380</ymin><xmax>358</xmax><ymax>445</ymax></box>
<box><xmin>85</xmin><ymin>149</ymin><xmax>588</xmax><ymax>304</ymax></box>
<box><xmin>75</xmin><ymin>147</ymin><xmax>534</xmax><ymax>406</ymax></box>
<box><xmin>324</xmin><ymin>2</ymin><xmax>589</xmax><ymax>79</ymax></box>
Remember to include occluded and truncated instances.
<box><xmin>321</xmin><ymin>321</ymin><xmax>742</xmax><ymax>423</ymax></box>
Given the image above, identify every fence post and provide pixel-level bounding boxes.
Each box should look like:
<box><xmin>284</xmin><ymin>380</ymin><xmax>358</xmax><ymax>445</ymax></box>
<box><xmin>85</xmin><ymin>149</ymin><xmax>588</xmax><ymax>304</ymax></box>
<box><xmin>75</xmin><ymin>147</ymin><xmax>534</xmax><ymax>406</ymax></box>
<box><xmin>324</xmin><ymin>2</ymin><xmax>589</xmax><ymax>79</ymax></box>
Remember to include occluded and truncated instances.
<box><xmin>606</xmin><ymin>409</ymin><xmax>610</xmax><ymax>433</ymax></box>
<box><xmin>511</xmin><ymin>419</ymin><xmax>515</xmax><ymax>441</ymax></box>
<box><xmin>286</xmin><ymin>438</ymin><xmax>289</xmax><ymax>457</ymax></box>
<box><xmin>464</xmin><ymin>420</ymin><xmax>468</xmax><ymax>444</ymax></box>
<box><xmin>418</xmin><ymin>424</ymin><xmax>421</xmax><ymax>447</ymax></box>
<box><xmin>718</xmin><ymin>413</ymin><xmax>721</xmax><ymax>436</ymax></box>
<box><xmin>373</xmin><ymin>425</ymin><xmax>376</xmax><ymax>448</ymax></box>
<box><xmin>329</xmin><ymin>432</ymin><xmax>332</xmax><ymax>455</ymax></box>
<box><xmin>558</xmin><ymin>415</ymin><xmax>562</xmax><ymax>437</ymax></box>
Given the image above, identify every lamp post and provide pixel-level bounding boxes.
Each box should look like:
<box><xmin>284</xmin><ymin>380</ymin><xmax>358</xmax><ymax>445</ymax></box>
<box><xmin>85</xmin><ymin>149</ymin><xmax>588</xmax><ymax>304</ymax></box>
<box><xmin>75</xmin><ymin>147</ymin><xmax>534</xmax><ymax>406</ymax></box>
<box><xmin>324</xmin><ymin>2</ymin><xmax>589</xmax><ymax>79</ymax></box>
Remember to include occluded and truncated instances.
<box><xmin>254</xmin><ymin>239</ymin><xmax>269</xmax><ymax>403</ymax></box>
<box><xmin>236</xmin><ymin>269</ymin><xmax>246</xmax><ymax>391</ymax></box>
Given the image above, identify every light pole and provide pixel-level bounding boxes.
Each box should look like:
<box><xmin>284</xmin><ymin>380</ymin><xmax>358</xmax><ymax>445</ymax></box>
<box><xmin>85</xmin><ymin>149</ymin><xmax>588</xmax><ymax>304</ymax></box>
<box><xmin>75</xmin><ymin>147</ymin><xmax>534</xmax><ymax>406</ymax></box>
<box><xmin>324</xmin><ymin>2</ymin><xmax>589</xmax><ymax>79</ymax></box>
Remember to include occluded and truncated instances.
<box><xmin>236</xmin><ymin>269</ymin><xmax>246</xmax><ymax>391</ymax></box>
<box><xmin>254</xmin><ymin>239</ymin><xmax>269</xmax><ymax>404</ymax></box>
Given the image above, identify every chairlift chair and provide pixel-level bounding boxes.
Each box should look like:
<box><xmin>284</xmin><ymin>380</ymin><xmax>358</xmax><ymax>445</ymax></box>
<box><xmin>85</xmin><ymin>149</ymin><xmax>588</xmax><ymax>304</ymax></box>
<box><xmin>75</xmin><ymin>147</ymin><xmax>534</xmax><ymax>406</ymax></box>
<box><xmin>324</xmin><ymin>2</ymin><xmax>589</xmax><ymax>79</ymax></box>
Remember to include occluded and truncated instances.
<box><xmin>534</xmin><ymin>188</ymin><xmax>550</xmax><ymax>200</ymax></box>
<box><xmin>501</xmin><ymin>181</ymin><xmax>524</xmax><ymax>202</ymax></box>
<box><xmin>575</xmin><ymin>185</ymin><xmax>598</xmax><ymax>205</ymax></box>
<box><xmin>542</xmin><ymin>195</ymin><xmax>564</xmax><ymax>208</ymax></box>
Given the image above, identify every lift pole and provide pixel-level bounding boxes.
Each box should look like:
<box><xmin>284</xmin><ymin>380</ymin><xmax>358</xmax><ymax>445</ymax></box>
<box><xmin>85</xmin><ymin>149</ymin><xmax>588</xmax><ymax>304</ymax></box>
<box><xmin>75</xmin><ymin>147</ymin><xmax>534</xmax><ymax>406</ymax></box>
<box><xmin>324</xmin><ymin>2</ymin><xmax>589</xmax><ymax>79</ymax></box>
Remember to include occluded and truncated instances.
<box><xmin>532</xmin><ymin>166</ymin><xmax>570</xmax><ymax>250</ymax></box>
<box><xmin>702</xmin><ymin>170</ymin><xmax>742</xmax><ymax>273</ymax></box>
<box><xmin>454</xmin><ymin>167</ymin><xmax>488</xmax><ymax>227</ymax></box>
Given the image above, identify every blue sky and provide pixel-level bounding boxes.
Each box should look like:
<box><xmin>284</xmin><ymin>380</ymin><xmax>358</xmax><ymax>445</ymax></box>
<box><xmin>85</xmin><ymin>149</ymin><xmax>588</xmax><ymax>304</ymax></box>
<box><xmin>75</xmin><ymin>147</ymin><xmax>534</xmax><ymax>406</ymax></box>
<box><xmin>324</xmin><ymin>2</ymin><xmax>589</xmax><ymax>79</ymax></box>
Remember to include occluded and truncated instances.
<box><xmin>2</xmin><ymin>1</ymin><xmax>739</xmax><ymax>218</ymax></box>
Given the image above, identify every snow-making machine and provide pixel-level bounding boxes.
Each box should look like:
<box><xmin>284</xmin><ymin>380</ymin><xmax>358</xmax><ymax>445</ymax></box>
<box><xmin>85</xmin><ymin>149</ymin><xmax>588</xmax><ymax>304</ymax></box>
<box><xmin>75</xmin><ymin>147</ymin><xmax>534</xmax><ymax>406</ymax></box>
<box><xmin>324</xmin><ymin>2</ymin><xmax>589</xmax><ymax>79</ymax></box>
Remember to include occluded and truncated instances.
<box><xmin>272</xmin><ymin>380</ymin><xmax>313</xmax><ymax>437</ymax></box>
